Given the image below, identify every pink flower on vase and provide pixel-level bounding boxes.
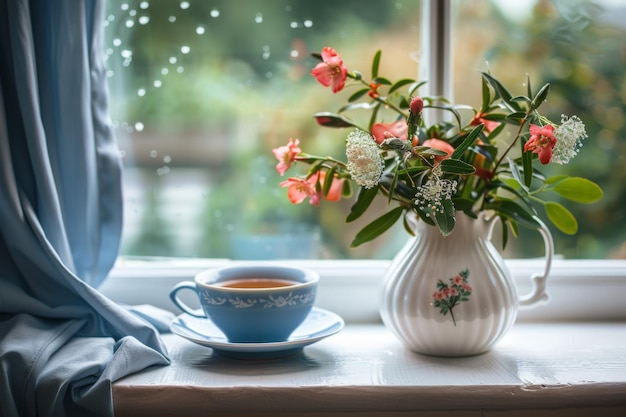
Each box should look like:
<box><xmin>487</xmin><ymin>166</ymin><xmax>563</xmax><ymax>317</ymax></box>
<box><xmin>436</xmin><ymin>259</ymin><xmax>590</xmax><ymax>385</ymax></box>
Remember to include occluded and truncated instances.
<box><xmin>422</xmin><ymin>138</ymin><xmax>455</xmax><ymax>164</ymax></box>
<box><xmin>524</xmin><ymin>124</ymin><xmax>556</xmax><ymax>165</ymax></box>
<box><xmin>450</xmin><ymin>287</ymin><xmax>458</xmax><ymax>296</ymax></box>
<box><xmin>272</xmin><ymin>138</ymin><xmax>302</xmax><ymax>176</ymax></box>
<box><xmin>433</xmin><ymin>291</ymin><xmax>444</xmax><ymax>301</ymax></box>
<box><xmin>311</xmin><ymin>47</ymin><xmax>348</xmax><ymax>93</ymax></box>
<box><xmin>462</xmin><ymin>283</ymin><xmax>472</xmax><ymax>292</ymax></box>
<box><xmin>371</xmin><ymin>120</ymin><xmax>408</xmax><ymax>144</ymax></box>
<box><xmin>453</xmin><ymin>275</ymin><xmax>463</xmax><ymax>285</ymax></box>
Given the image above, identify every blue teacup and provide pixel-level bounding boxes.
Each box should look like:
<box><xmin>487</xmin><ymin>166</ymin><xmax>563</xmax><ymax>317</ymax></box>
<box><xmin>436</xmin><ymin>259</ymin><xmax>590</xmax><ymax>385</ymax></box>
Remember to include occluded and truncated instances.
<box><xmin>169</xmin><ymin>265</ymin><xmax>319</xmax><ymax>343</ymax></box>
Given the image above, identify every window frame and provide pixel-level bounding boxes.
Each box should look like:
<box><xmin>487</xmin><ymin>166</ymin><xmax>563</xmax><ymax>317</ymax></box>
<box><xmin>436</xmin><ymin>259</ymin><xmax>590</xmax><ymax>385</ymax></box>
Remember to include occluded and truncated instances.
<box><xmin>101</xmin><ymin>258</ymin><xmax>626</xmax><ymax>323</ymax></box>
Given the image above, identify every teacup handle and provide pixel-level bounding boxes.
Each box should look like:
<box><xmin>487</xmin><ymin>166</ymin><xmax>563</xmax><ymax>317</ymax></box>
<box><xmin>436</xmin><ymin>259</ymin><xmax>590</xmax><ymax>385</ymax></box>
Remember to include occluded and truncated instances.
<box><xmin>169</xmin><ymin>281</ymin><xmax>206</xmax><ymax>318</ymax></box>
<box><xmin>518</xmin><ymin>216</ymin><xmax>554</xmax><ymax>308</ymax></box>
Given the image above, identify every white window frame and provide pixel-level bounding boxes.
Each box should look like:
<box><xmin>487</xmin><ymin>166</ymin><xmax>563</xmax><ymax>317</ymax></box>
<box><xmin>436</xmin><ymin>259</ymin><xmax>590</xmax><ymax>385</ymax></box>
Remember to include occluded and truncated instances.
<box><xmin>101</xmin><ymin>258</ymin><xmax>626</xmax><ymax>323</ymax></box>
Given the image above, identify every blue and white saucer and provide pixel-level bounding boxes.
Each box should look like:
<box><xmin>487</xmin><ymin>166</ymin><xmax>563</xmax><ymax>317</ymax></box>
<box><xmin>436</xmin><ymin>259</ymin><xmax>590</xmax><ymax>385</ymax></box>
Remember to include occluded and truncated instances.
<box><xmin>170</xmin><ymin>307</ymin><xmax>344</xmax><ymax>359</ymax></box>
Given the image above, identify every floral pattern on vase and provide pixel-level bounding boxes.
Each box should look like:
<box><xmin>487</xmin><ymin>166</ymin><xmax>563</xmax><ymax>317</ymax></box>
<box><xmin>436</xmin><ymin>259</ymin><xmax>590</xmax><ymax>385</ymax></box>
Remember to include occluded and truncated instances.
<box><xmin>380</xmin><ymin>212</ymin><xmax>553</xmax><ymax>357</ymax></box>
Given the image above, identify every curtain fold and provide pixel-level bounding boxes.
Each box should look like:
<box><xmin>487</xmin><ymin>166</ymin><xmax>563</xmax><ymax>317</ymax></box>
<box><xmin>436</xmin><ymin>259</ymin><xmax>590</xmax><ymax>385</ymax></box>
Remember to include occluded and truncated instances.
<box><xmin>0</xmin><ymin>1</ymin><xmax>170</xmax><ymax>416</ymax></box>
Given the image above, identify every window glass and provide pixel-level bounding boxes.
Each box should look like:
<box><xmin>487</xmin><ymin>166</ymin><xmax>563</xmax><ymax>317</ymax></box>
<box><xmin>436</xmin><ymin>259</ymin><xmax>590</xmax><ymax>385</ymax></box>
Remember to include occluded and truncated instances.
<box><xmin>104</xmin><ymin>0</ymin><xmax>625</xmax><ymax>260</ymax></box>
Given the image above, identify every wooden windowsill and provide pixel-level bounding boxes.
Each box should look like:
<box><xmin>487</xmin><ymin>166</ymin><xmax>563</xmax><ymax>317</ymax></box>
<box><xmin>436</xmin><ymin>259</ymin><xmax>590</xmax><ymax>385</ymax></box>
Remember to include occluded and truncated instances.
<box><xmin>113</xmin><ymin>322</ymin><xmax>626</xmax><ymax>417</ymax></box>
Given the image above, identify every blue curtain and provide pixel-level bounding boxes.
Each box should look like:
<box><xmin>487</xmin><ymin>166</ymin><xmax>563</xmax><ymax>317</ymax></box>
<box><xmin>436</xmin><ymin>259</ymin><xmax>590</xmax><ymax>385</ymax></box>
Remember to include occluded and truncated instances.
<box><xmin>0</xmin><ymin>1</ymin><xmax>170</xmax><ymax>416</ymax></box>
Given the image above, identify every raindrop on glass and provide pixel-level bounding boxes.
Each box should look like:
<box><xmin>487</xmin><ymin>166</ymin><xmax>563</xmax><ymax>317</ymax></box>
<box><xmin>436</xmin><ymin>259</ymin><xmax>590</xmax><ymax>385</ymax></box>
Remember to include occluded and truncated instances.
<box><xmin>121</xmin><ymin>49</ymin><xmax>133</xmax><ymax>58</ymax></box>
<box><xmin>125</xmin><ymin>19</ymin><xmax>134</xmax><ymax>28</ymax></box>
<box><xmin>149</xmin><ymin>150</ymin><xmax>158</xmax><ymax>158</ymax></box>
<box><xmin>290</xmin><ymin>50</ymin><xmax>299</xmax><ymax>58</ymax></box>
<box><xmin>176</xmin><ymin>66</ymin><xmax>184</xmax><ymax>73</ymax></box>
<box><xmin>113</xmin><ymin>38</ymin><xmax>122</xmax><ymax>47</ymax></box>
<box><xmin>137</xmin><ymin>88</ymin><xmax>146</xmax><ymax>97</ymax></box>
<box><xmin>180</xmin><ymin>1</ymin><xmax>190</xmax><ymax>10</ymax></box>
<box><xmin>210</xmin><ymin>9</ymin><xmax>220</xmax><ymax>18</ymax></box>
<box><xmin>181</xmin><ymin>45</ymin><xmax>190</xmax><ymax>54</ymax></box>
<box><xmin>153</xmin><ymin>80</ymin><xmax>162</xmax><ymax>88</ymax></box>
<box><xmin>163</xmin><ymin>155</ymin><xmax>172</xmax><ymax>163</ymax></box>
<box><xmin>169</xmin><ymin>57</ymin><xmax>177</xmax><ymax>64</ymax></box>
<box><xmin>121</xmin><ymin>3</ymin><xmax>129</xmax><ymax>11</ymax></box>
<box><xmin>107</xmin><ymin>15</ymin><xmax>115</xmax><ymax>22</ymax></box>
<box><xmin>169</xmin><ymin>15</ymin><xmax>176</xmax><ymax>23</ymax></box>
<box><xmin>196</xmin><ymin>26</ymin><xmax>205</xmax><ymax>35</ymax></box>
<box><xmin>106</xmin><ymin>70</ymin><xmax>115</xmax><ymax>78</ymax></box>
<box><xmin>161</xmin><ymin>67</ymin><xmax>169</xmax><ymax>75</ymax></box>
<box><xmin>255</xmin><ymin>13</ymin><xmax>263</xmax><ymax>23</ymax></box>
<box><xmin>135</xmin><ymin>122</ymin><xmax>145</xmax><ymax>132</ymax></box>
<box><xmin>106</xmin><ymin>48</ymin><xmax>114</xmax><ymax>56</ymax></box>
<box><xmin>290</xmin><ymin>21</ymin><xmax>298</xmax><ymax>28</ymax></box>
<box><xmin>304</xmin><ymin>20</ymin><xmax>313</xmax><ymax>28</ymax></box>
<box><xmin>140</xmin><ymin>1</ymin><xmax>149</xmax><ymax>9</ymax></box>
<box><xmin>129</xmin><ymin>9</ymin><xmax>137</xmax><ymax>17</ymax></box>
<box><xmin>138</xmin><ymin>16</ymin><xmax>150</xmax><ymax>25</ymax></box>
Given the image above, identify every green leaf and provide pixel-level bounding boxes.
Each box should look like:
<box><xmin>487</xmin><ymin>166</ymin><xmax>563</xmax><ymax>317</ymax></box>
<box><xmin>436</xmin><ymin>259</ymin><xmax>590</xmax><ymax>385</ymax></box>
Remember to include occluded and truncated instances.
<box><xmin>389</xmin><ymin>78</ymin><xmax>417</xmax><ymax>94</ymax></box>
<box><xmin>507</xmin><ymin>158</ymin><xmax>529</xmax><ymax>192</ymax></box>
<box><xmin>439</xmin><ymin>158</ymin><xmax>476</xmax><ymax>175</ymax></box>
<box><xmin>373</xmin><ymin>76</ymin><xmax>392</xmax><ymax>86</ymax></box>
<box><xmin>346</xmin><ymin>185</ymin><xmax>379</xmax><ymax>223</ymax></box>
<box><xmin>451</xmin><ymin>124</ymin><xmax>482</xmax><ymax>159</ymax></box>
<box><xmin>350</xmin><ymin>206</ymin><xmax>404</xmax><ymax>247</ymax></box>
<box><xmin>545</xmin><ymin>202</ymin><xmax>578</xmax><ymax>234</ymax></box>
<box><xmin>371</xmin><ymin>50</ymin><xmax>381</xmax><ymax>79</ymax></box>
<box><xmin>314</xmin><ymin>112</ymin><xmax>358</xmax><ymax>128</ymax></box>
<box><xmin>489</xmin><ymin>199</ymin><xmax>540</xmax><ymax>229</ymax></box>
<box><xmin>531</xmin><ymin>83</ymin><xmax>550</xmax><ymax>111</ymax></box>
<box><xmin>551</xmin><ymin>177</ymin><xmax>603</xmax><ymax>203</ymax></box>
<box><xmin>543</xmin><ymin>175</ymin><xmax>569</xmax><ymax>185</ymax></box>
<box><xmin>435</xmin><ymin>198</ymin><xmax>456</xmax><ymax>236</ymax></box>
<box><xmin>348</xmin><ymin>88</ymin><xmax>371</xmax><ymax>102</ymax></box>
<box><xmin>480</xmin><ymin>72</ymin><xmax>522</xmax><ymax>112</ymax></box>
<box><xmin>521</xmin><ymin>146</ymin><xmax>533</xmax><ymax>187</ymax></box>
<box><xmin>323</xmin><ymin>167</ymin><xmax>337</xmax><ymax>197</ymax></box>
<box><xmin>480</xmin><ymin>76</ymin><xmax>490</xmax><ymax>113</ymax></box>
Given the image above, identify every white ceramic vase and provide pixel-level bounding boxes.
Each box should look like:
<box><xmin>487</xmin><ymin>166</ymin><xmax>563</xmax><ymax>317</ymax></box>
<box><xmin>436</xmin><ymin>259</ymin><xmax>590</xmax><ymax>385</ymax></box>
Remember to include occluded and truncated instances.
<box><xmin>380</xmin><ymin>212</ymin><xmax>553</xmax><ymax>357</ymax></box>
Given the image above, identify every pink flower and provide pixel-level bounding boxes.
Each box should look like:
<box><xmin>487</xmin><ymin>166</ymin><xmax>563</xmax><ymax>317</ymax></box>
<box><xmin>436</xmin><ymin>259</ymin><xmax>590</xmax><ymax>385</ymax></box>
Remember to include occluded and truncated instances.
<box><xmin>422</xmin><ymin>138</ymin><xmax>455</xmax><ymax>164</ymax></box>
<box><xmin>524</xmin><ymin>124</ymin><xmax>556</xmax><ymax>165</ymax></box>
<box><xmin>470</xmin><ymin>112</ymin><xmax>500</xmax><ymax>133</ymax></box>
<box><xmin>433</xmin><ymin>291</ymin><xmax>444</xmax><ymax>301</ymax></box>
<box><xmin>317</xmin><ymin>171</ymin><xmax>345</xmax><ymax>202</ymax></box>
<box><xmin>280</xmin><ymin>171</ymin><xmax>344</xmax><ymax>206</ymax></box>
<box><xmin>462</xmin><ymin>283</ymin><xmax>472</xmax><ymax>292</ymax></box>
<box><xmin>453</xmin><ymin>275</ymin><xmax>463</xmax><ymax>285</ymax></box>
<box><xmin>272</xmin><ymin>138</ymin><xmax>302</xmax><ymax>176</ymax></box>
<box><xmin>450</xmin><ymin>287</ymin><xmax>458</xmax><ymax>296</ymax></box>
<box><xmin>371</xmin><ymin>120</ymin><xmax>408</xmax><ymax>144</ymax></box>
<box><xmin>410</xmin><ymin>96</ymin><xmax>424</xmax><ymax>114</ymax></box>
<box><xmin>311</xmin><ymin>47</ymin><xmax>348</xmax><ymax>93</ymax></box>
<box><xmin>280</xmin><ymin>177</ymin><xmax>320</xmax><ymax>206</ymax></box>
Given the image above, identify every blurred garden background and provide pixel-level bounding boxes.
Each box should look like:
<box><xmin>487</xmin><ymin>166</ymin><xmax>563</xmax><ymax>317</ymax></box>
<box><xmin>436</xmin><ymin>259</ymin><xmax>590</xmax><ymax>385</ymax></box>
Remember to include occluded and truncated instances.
<box><xmin>104</xmin><ymin>0</ymin><xmax>626</xmax><ymax>260</ymax></box>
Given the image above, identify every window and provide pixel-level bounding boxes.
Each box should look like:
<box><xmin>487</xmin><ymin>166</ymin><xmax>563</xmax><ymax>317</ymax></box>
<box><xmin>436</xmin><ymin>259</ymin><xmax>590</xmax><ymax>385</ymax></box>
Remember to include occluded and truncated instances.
<box><xmin>104</xmin><ymin>0</ymin><xmax>625</xmax><ymax>261</ymax></box>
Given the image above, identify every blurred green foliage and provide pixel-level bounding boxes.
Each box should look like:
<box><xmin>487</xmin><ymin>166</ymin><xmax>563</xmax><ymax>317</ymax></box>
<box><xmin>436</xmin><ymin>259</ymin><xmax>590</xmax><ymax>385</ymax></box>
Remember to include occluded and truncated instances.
<box><xmin>106</xmin><ymin>0</ymin><xmax>625</xmax><ymax>259</ymax></box>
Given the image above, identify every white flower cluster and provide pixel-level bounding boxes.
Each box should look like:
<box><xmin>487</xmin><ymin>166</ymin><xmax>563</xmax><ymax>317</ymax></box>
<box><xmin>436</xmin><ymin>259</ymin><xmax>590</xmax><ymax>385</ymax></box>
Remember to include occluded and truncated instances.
<box><xmin>552</xmin><ymin>115</ymin><xmax>587</xmax><ymax>165</ymax></box>
<box><xmin>415</xmin><ymin>166</ymin><xmax>457</xmax><ymax>216</ymax></box>
<box><xmin>346</xmin><ymin>130</ymin><xmax>384</xmax><ymax>189</ymax></box>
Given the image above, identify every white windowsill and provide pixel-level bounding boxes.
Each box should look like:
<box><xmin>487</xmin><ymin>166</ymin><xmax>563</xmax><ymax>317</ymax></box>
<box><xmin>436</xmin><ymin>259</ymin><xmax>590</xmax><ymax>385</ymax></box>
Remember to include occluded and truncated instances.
<box><xmin>104</xmin><ymin>259</ymin><xmax>626</xmax><ymax>416</ymax></box>
<box><xmin>113</xmin><ymin>322</ymin><xmax>626</xmax><ymax>417</ymax></box>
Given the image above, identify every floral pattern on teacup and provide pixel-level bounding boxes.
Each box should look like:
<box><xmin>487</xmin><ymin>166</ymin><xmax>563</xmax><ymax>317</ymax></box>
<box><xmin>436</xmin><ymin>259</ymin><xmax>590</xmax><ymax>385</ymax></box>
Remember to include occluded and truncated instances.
<box><xmin>202</xmin><ymin>290</ymin><xmax>315</xmax><ymax>309</ymax></box>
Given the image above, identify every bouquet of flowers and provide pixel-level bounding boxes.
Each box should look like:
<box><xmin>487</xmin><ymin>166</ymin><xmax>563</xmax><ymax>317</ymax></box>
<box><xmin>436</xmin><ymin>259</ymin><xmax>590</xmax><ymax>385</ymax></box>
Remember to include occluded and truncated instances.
<box><xmin>272</xmin><ymin>47</ymin><xmax>603</xmax><ymax>248</ymax></box>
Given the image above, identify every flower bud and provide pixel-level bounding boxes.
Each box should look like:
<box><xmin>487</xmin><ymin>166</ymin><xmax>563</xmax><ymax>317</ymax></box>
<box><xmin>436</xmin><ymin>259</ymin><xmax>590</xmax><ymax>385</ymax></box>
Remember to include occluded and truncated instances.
<box><xmin>410</xmin><ymin>96</ymin><xmax>424</xmax><ymax>114</ymax></box>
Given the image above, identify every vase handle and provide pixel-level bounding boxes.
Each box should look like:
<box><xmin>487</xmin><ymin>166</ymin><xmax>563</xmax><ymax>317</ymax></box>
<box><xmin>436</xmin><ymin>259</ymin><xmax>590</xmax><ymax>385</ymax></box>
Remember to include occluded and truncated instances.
<box><xmin>518</xmin><ymin>216</ymin><xmax>554</xmax><ymax>308</ymax></box>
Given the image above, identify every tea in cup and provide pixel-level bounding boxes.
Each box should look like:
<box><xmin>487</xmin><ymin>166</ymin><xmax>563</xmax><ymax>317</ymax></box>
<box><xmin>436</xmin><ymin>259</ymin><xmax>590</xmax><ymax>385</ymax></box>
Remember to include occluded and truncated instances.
<box><xmin>169</xmin><ymin>265</ymin><xmax>319</xmax><ymax>343</ymax></box>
